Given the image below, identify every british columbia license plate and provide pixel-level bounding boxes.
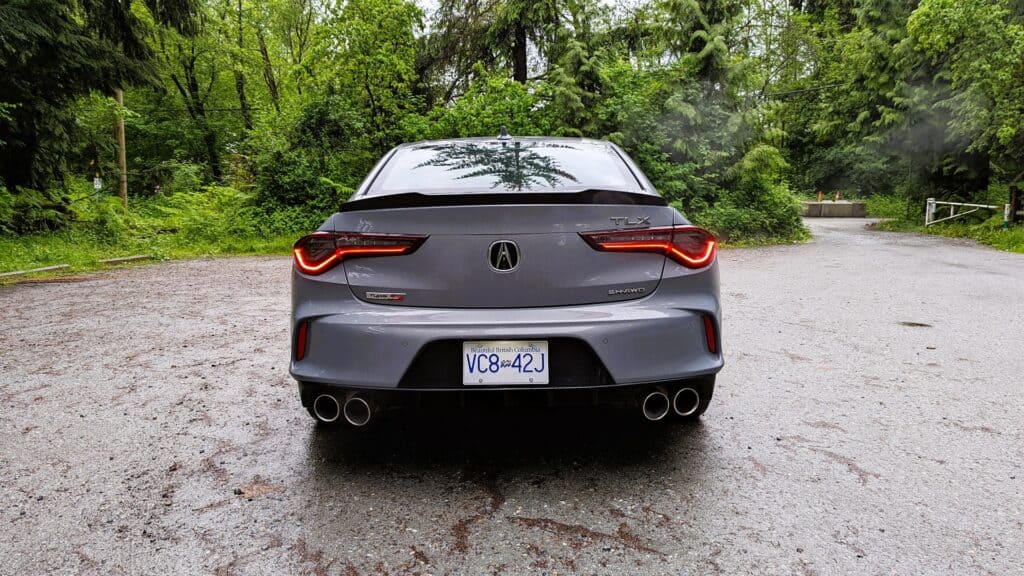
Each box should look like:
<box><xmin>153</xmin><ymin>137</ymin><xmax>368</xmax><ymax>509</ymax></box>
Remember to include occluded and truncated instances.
<box><xmin>462</xmin><ymin>341</ymin><xmax>549</xmax><ymax>385</ymax></box>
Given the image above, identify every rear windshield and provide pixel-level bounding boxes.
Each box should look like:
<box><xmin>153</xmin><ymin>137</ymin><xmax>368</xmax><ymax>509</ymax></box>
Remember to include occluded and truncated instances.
<box><xmin>369</xmin><ymin>140</ymin><xmax>642</xmax><ymax>194</ymax></box>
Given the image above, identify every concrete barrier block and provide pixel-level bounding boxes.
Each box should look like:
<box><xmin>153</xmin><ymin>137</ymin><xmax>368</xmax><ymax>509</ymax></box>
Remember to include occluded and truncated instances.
<box><xmin>804</xmin><ymin>201</ymin><xmax>867</xmax><ymax>218</ymax></box>
<box><xmin>802</xmin><ymin>202</ymin><xmax>822</xmax><ymax>217</ymax></box>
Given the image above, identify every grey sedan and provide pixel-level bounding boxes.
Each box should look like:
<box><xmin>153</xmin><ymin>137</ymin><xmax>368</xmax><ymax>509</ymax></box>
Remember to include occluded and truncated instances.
<box><xmin>290</xmin><ymin>133</ymin><xmax>722</xmax><ymax>427</ymax></box>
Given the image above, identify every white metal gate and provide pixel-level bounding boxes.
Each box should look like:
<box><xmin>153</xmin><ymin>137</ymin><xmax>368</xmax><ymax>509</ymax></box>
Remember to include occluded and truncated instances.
<box><xmin>925</xmin><ymin>198</ymin><xmax>1012</xmax><ymax>227</ymax></box>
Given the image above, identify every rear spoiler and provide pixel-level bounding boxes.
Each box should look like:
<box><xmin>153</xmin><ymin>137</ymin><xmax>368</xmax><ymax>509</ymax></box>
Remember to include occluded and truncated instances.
<box><xmin>340</xmin><ymin>190</ymin><xmax>667</xmax><ymax>212</ymax></box>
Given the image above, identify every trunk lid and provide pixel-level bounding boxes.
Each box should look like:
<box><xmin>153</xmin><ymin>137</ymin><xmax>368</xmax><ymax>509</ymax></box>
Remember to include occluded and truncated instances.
<box><xmin>331</xmin><ymin>198</ymin><xmax>674</xmax><ymax>308</ymax></box>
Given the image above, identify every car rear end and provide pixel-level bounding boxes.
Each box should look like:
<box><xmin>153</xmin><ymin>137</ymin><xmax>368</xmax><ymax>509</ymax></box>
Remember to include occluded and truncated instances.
<box><xmin>289</xmin><ymin>137</ymin><xmax>722</xmax><ymax>426</ymax></box>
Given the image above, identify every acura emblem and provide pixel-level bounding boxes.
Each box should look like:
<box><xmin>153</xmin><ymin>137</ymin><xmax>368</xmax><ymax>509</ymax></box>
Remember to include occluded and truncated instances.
<box><xmin>488</xmin><ymin>240</ymin><xmax>520</xmax><ymax>272</ymax></box>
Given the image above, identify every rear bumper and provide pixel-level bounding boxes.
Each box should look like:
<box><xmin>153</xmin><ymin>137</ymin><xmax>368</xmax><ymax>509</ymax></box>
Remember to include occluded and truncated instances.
<box><xmin>290</xmin><ymin>264</ymin><xmax>723</xmax><ymax>390</ymax></box>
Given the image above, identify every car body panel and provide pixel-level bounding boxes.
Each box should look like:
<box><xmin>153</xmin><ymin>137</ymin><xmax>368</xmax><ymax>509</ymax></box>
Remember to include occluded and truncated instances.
<box><xmin>333</xmin><ymin>204</ymin><xmax>674</xmax><ymax>308</ymax></box>
<box><xmin>290</xmin><ymin>259</ymin><xmax>720</xmax><ymax>389</ymax></box>
<box><xmin>289</xmin><ymin>136</ymin><xmax>722</xmax><ymax>399</ymax></box>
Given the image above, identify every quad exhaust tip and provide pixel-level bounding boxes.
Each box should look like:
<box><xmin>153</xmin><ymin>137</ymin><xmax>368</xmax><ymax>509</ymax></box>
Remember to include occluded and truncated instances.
<box><xmin>342</xmin><ymin>395</ymin><xmax>372</xmax><ymax>427</ymax></box>
<box><xmin>672</xmin><ymin>387</ymin><xmax>701</xmax><ymax>417</ymax></box>
<box><xmin>312</xmin><ymin>394</ymin><xmax>341</xmax><ymax>423</ymax></box>
<box><xmin>641</xmin><ymin>391</ymin><xmax>671</xmax><ymax>421</ymax></box>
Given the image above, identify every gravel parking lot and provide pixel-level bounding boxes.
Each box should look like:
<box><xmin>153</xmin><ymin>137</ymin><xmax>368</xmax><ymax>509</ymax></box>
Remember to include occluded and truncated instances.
<box><xmin>1</xmin><ymin>218</ymin><xmax>1022</xmax><ymax>575</ymax></box>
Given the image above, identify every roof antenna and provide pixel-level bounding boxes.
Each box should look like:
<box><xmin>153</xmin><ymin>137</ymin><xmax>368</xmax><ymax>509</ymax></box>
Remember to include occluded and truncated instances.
<box><xmin>497</xmin><ymin>126</ymin><xmax>512</xmax><ymax>141</ymax></box>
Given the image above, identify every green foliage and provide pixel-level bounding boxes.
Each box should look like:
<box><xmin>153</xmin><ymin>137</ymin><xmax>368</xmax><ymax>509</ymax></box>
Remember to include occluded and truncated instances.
<box><xmin>403</xmin><ymin>69</ymin><xmax>557</xmax><ymax>140</ymax></box>
<box><xmin>0</xmin><ymin>185</ymin><xmax>72</xmax><ymax>234</ymax></box>
<box><xmin>0</xmin><ymin>0</ymin><xmax>196</xmax><ymax>190</ymax></box>
<box><xmin>250</xmin><ymin>95</ymin><xmax>362</xmax><ymax>213</ymax></box>
<box><xmin>696</xmin><ymin>183</ymin><xmax>807</xmax><ymax>243</ymax></box>
<box><xmin>772</xmin><ymin>0</ymin><xmax>1022</xmax><ymax>214</ymax></box>
<box><xmin>596</xmin><ymin>54</ymin><xmax>805</xmax><ymax>241</ymax></box>
<box><xmin>15</xmin><ymin>0</ymin><xmax>1024</xmax><ymax>255</ymax></box>
<box><xmin>0</xmin><ymin>185</ymin><xmax>12</xmax><ymax>233</ymax></box>
<box><xmin>704</xmin><ymin>145</ymin><xmax>806</xmax><ymax>241</ymax></box>
<box><xmin>318</xmin><ymin>0</ymin><xmax>424</xmax><ymax>152</ymax></box>
<box><xmin>865</xmin><ymin>195</ymin><xmax>913</xmax><ymax>219</ymax></box>
<box><xmin>908</xmin><ymin>0</ymin><xmax>1024</xmax><ymax>171</ymax></box>
<box><xmin>0</xmin><ymin>1</ymin><xmax>129</xmax><ymax>189</ymax></box>
<box><xmin>0</xmin><ymin>182</ymin><xmax>308</xmax><ymax>275</ymax></box>
<box><xmin>136</xmin><ymin>185</ymin><xmax>324</xmax><ymax>244</ymax></box>
<box><xmin>162</xmin><ymin>162</ymin><xmax>205</xmax><ymax>195</ymax></box>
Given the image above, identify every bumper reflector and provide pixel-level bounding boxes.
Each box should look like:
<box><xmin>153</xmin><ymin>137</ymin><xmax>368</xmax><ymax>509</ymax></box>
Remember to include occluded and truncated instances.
<box><xmin>702</xmin><ymin>314</ymin><xmax>718</xmax><ymax>354</ymax></box>
<box><xmin>296</xmin><ymin>320</ymin><xmax>310</xmax><ymax>361</ymax></box>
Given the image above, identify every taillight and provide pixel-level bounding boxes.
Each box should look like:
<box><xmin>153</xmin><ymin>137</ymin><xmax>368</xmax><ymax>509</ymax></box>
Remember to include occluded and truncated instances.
<box><xmin>295</xmin><ymin>320</ymin><xmax>309</xmax><ymax>361</ymax></box>
<box><xmin>579</xmin><ymin>226</ymin><xmax>717</xmax><ymax>268</ymax></box>
<box><xmin>292</xmin><ymin>232</ymin><xmax>427</xmax><ymax>275</ymax></box>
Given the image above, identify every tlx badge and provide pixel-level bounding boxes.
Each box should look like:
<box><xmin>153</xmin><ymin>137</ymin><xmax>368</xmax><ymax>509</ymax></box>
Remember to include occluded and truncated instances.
<box><xmin>609</xmin><ymin>216</ymin><xmax>651</xmax><ymax>227</ymax></box>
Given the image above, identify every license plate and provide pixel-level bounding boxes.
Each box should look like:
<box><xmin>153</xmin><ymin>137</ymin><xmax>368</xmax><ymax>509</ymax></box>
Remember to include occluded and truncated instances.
<box><xmin>462</xmin><ymin>341</ymin><xmax>549</xmax><ymax>385</ymax></box>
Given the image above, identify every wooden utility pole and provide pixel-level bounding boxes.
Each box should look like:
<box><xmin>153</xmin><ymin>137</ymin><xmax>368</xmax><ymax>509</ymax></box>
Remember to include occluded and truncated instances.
<box><xmin>114</xmin><ymin>88</ymin><xmax>128</xmax><ymax>207</ymax></box>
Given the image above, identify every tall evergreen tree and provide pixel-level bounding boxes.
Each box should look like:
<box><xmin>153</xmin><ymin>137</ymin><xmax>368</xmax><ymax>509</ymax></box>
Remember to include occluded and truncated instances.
<box><xmin>0</xmin><ymin>0</ymin><xmax>195</xmax><ymax>189</ymax></box>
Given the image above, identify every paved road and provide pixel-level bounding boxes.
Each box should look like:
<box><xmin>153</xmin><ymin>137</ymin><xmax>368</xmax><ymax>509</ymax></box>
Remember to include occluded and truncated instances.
<box><xmin>1</xmin><ymin>219</ymin><xmax>1022</xmax><ymax>576</ymax></box>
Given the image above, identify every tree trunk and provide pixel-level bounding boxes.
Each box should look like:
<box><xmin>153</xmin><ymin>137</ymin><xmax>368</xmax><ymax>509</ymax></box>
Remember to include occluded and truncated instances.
<box><xmin>234</xmin><ymin>0</ymin><xmax>253</xmax><ymax>130</ymax></box>
<box><xmin>256</xmin><ymin>28</ymin><xmax>281</xmax><ymax>112</ymax></box>
<box><xmin>114</xmin><ymin>88</ymin><xmax>128</xmax><ymax>207</ymax></box>
<box><xmin>202</xmin><ymin>125</ymin><xmax>222</xmax><ymax>180</ymax></box>
<box><xmin>234</xmin><ymin>71</ymin><xmax>253</xmax><ymax>130</ymax></box>
<box><xmin>171</xmin><ymin>53</ymin><xmax>222</xmax><ymax>180</ymax></box>
<box><xmin>513</xmin><ymin>22</ymin><xmax>528</xmax><ymax>83</ymax></box>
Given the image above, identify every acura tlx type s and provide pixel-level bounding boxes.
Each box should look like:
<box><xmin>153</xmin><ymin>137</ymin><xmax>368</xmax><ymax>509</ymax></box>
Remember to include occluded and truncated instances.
<box><xmin>289</xmin><ymin>133</ymin><xmax>722</xmax><ymax>427</ymax></box>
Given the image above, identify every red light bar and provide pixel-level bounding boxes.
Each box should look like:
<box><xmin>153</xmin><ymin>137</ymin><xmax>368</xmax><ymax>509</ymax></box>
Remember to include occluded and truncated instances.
<box><xmin>580</xmin><ymin>226</ymin><xmax>717</xmax><ymax>268</ymax></box>
<box><xmin>293</xmin><ymin>232</ymin><xmax>427</xmax><ymax>275</ymax></box>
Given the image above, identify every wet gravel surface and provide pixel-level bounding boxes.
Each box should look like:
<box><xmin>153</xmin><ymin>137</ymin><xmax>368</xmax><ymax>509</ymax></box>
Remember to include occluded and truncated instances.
<box><xmin>1</xmin><ymin>218</ymin><xmax>1022</xmax><ymax>576</ymax></box>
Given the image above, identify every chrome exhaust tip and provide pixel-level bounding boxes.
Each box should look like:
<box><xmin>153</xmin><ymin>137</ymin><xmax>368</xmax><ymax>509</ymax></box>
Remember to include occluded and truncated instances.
<box><xmin>641</xmin><ymin>391</ymin><xmax>670</xmax><ymax>421</ymax></box>
<box><xmin>343</xmin><ymin>395</ymin><xmax>372</xmax><ymax>427</ymax></box>
<box><xmin>312</xmin><ymin>394</ymin><xmax>341</xmax><ymax>423</ymax></box>
<box><xmin>672</xmin><ymin>387</ymin><xmax>701</xmax><ymax>417</ymax></box>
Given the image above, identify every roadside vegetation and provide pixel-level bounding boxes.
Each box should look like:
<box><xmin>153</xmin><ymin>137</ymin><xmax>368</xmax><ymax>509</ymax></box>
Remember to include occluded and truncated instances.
<box><xmin>2</xmin><ymin>0</ymin><xmax>1022</xmax><ymax>277</ymax></box>
<box><xmin>863</xmin><ymin>187</ymin><xmax>1024</xmax><ymax>254</ymax></box>
<box><xmin>875</xmin><ymin>218</ymin><xmax>1024</xmax><ymax>254</ymax></box>
<box><xmin>0</xmin><ymin>187</ymin><xmax>300</xmax><ymax>277</ymax></box>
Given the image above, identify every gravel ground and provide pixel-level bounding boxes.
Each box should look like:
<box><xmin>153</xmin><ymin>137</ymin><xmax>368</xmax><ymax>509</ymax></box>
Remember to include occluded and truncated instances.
<box><xmin>1</xmin><ymin>218</ymin><xmax>1022</xmax><ymax>576</ymax></box>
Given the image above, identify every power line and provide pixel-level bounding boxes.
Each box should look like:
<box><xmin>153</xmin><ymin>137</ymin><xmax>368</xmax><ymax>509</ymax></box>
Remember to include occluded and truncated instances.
<box><xmin>140</xmin><ymin>106</ymin><xmax>266</xmax><ymax>113</ymax></box>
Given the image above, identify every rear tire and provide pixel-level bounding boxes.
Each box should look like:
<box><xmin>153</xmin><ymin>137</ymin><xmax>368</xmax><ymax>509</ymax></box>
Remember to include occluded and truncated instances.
<box><xmin>670</xmin><ymin>377</ymin><xmax>715</xmax><ymax>422</ymax></box>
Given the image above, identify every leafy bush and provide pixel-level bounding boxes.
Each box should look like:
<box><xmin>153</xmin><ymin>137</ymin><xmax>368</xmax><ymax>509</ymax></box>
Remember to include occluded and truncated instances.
<box><xmin>251</xmin><ymin>94</ymin><xmax>367</xmax><ymax>215</ymax></box>
<box><xmin>702</xmin><ymin>145</ymin><xmax>806</xmax><ymax>241</ymax></box>
<box><xmin>160</xmin><ymin>162</ymin><xmax>205</xmax><ymax>196</ymax></box>
<box><xmin>596</xmin><ymin>62</ymin><xmax>806</xmax><ymax>242</ymax></box>
<box><xmin>694</xmin><ymin>183</ymin><xmax>806</xmax><ymax>243</ymax></box>
<box><xmin>254</xmin><ymin>146</ymin><xmax>347</xmax><ymax>210</ymax></box>
<box><xmin>865</xmin><ymin>195</ymin><xmax>915</xmax><ymax>219</ymax></box>
<box><xmin>0</xmin><ymin>184</ymin><xmax>13</xmax><ymax>234</ymax></box>
<box><xmin>139</xmin><ymin>186</ymin><xmax>253</xmax><ymax>242</ymax></box>
<box><xmin>252</xmin><ymin>204</ymin><xmax>334</xmax><ymax>237</ymax></box>
<box><xmin>0</xmin><ymin>185</ymin><xmax>72</xmax><ymax>234</ymax></box>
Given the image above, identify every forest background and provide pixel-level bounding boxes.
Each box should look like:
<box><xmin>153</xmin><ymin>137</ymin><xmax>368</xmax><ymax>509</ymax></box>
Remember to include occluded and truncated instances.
<box><xmin>2</xmin><ymin>0</ymin><xmax>1022</xmax><ymax>274</ymax></box>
